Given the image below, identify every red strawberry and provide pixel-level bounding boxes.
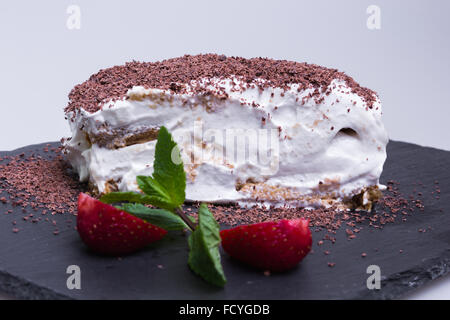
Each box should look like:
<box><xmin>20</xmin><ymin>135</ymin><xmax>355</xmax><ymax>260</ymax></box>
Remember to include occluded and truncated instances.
<box><xmin>220</xmin><ymin>219</ymin><xmax>312</xmax><ymax>272</ymax></box>
<box><xmin>77</xmin><ymin>193</ymin><xmax>167</xmax><ymax>255</ymax></box>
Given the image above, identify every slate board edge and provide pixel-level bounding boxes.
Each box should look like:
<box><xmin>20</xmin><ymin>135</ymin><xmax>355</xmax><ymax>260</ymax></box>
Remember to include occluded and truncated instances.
<box><xmin>357</xmin><ymin>249</ymin><xmax>450</xmax><ymax>300</ymax></box>
<box><xmin>0</xmin><ymin>269</ymin><xmax>70</xmax><ymax>300</ymax></box>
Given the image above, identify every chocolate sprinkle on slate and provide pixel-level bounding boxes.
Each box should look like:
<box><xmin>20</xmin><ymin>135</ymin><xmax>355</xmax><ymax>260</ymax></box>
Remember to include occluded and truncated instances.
<box><xmin>0</xmin><ymin>147</ymin><xmax>86</xmax><ymax>215</ymax></box>
<box><xmin>205</xmin><ymin>178</ymin><xmax>428</xmax><ymax>246</ymax></box>
<box><xmin>65</xmin><ymin>54</ymin><xmax>377</xmax><ymax>114</ymax></box>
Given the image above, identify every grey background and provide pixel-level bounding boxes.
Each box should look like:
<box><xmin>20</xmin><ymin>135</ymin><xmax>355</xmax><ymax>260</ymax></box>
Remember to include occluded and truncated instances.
<box><xmin>0</xmin><ymin>0</ymin><xmax>449</xmax><ymax>151</ymax></box>
<box><xmin>0</xmin><ymin>0</ymin><xmax>449</xmax><ymax>299</ymax></box>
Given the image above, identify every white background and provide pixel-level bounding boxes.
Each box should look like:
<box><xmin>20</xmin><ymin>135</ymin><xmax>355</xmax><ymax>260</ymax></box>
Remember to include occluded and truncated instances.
<box><xmin>0</xmin><ymin>0</ymin><xmax>449</xmax><ymax>299</ymax></box>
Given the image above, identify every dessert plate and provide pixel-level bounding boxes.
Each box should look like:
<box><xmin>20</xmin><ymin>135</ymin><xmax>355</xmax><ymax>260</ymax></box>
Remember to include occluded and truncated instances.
<box><xmin>0</xmin><ymin>140</ymin><xmax>449</xmax><ymax>299</ymax></box>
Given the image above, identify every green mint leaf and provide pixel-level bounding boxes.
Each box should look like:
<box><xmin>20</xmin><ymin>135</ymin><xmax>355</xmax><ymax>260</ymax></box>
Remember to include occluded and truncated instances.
<box><xmin>188</xmin><ymin>204</ymin><xmax>226</xmax><ymax>287</ymax></box>
<box><xmin>100</xmin><ymin>191</ymin><xmax>175</xmax><ymax>211</ymax></box>
<box><xmin>118</xmin><ymin>203</ymin><xmax>188</xmax><ymax>231</ymax></box>
<box><xmin>136</xmin><ymin>176</ymin><xmax>170</xmax><ymax>199</ymax></box>
<box><xmin>135</xmin><ymin>175</ymin><xmax>175</xmax><ymax>210</ymax></box>
<box><xmin>152</xmin><ymin>126</ymin><xmax>186</xmax><ymax>208</ymax></box>
<box><xmin>99</xmin><ymin>191</ymin><xmax>156</xmax><ymax>205</ymax></box>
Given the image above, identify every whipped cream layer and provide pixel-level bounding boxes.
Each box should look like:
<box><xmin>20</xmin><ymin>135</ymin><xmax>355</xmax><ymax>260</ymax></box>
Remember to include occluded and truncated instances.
<box><xmin>64</xmin><ymin>77</ymin><xmax>388</xmax><ymax>208</ymax></box>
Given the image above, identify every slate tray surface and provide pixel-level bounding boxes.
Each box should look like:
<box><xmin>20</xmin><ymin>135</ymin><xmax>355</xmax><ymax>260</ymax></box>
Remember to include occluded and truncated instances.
<box><xmin>0</xmin><ymin>140</ymin><xmax>449</xmax><ymax>300</ymax></box>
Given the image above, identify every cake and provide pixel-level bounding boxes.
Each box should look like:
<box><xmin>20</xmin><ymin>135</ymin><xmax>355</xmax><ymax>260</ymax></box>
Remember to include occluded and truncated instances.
<box><xmin>63</xmin><ymin>54</ymin><xmax>388</xmax><ymax>210</ymax></box>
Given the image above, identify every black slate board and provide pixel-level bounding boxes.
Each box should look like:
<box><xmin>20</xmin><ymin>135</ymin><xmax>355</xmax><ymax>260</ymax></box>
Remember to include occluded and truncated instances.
<box><xmin>0</xmin><ymin>140</ymin><xmax>449</xmax><ymax>300</ymax></box>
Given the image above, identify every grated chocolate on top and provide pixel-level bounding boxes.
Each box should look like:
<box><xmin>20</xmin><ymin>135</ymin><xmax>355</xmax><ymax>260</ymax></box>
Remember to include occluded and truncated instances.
<box><xmin>65</xmin><ymin>54</ymin><xmax>377</xmax><ymax>114</ymax></box>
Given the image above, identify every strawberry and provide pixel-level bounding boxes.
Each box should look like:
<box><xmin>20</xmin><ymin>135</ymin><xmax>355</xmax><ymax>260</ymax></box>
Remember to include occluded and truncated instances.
<box><xmin>77</xmin><ymin>193</ymin><xmax>167</xmax><ymax>255</ymax></box>
<box><xmin>220</xmin><ymin>219</ymin><xmax>312</xmax><ymax>272</ymax></box>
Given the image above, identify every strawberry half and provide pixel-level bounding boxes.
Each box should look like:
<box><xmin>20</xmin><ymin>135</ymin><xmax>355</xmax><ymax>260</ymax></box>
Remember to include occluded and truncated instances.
<box><xmin>77</xmin><ymin>193</ymin><xmax>167</xmax><ymax>255</ymax></box>
<box><xmin>220</xmin><ymin>219</ymin><xmax>312</xmax><ymax>272</ymax></box>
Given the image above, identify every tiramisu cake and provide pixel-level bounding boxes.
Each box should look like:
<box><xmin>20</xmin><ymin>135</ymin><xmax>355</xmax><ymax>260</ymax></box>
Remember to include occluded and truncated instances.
<box><xmin>63</xmin><ymin>54</ymin><xmax>388</xmax><ymax>210</ymax></box>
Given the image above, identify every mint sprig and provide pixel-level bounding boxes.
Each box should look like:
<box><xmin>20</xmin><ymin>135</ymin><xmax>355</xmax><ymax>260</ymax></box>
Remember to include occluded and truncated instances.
<box><xmin>100</xmin><ymin>126</ymin><xmax>195</xmax><ymax>230</ymax></box>
<box><xmin>99</xmin><ymin>126</ymin><xmax>226</xmax><ymax>287</ymax></box>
